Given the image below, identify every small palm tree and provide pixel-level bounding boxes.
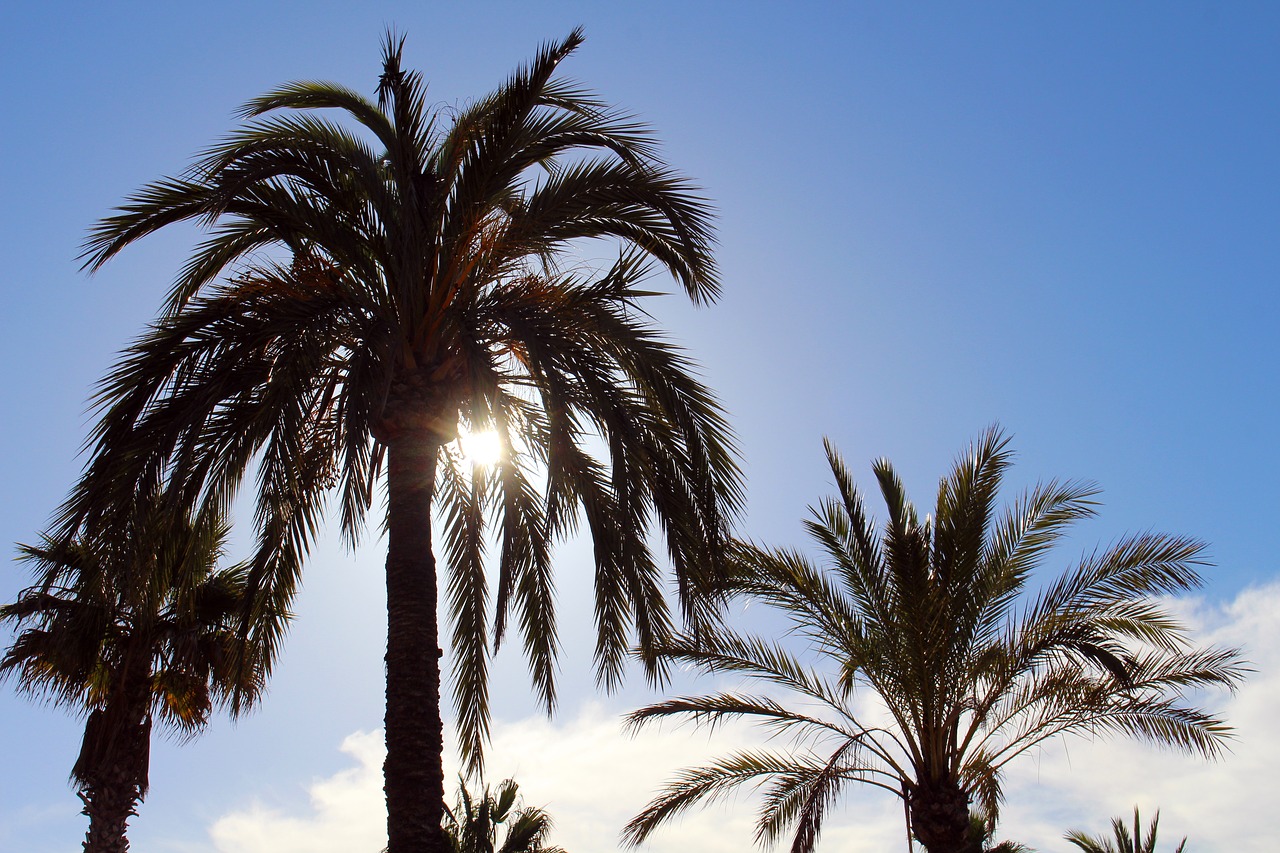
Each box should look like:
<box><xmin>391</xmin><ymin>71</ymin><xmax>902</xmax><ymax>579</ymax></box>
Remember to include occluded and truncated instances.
<box><xmin>1066</xmin><ymin>808</ymin><xmax>1186</xmax><ymax>853</ymax></box>
<box><xmin>443</xmin><ymin>776</ymin><xmax>566</xmax><ymax>853</ymax></box>
<box><xmin>624</xmin><ymin>427</ymin><xmax>1244</xmax><ymax>853</ymax></box>
<box><xmin>1</xmin><ymin>495</ymin><xmax>269</xmax><ymax>853</ymax></box>
<box><xmin>68</xmin><ymin>29</ymin><xmax>739</xmax><ymax>853</ymax></box>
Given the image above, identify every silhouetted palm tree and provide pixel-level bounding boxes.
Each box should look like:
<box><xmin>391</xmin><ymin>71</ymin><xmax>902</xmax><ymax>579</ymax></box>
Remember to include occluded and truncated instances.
<box><xmin>624</xmin><ymin>427</ymin><xmax>1243</xmax><ymax>853</ymax></box>
<box><xmin>2</xmin><ymin>496</ymin><xmax>268</xmax><ymax>852</ymax></box>
<box><xmin>444</xmin><ymin>776</ymin><xmax>566</xmax><ymax>853</ymax></box>
<box><xmin>69</xmin><ymin>29</ymin><xmax>739</xmax><ymax>853</ymax></box>
<box><xmin>1066</xmin><ymin>807</ymin><xmax>1186</xmax><ymax>853</ymax></box>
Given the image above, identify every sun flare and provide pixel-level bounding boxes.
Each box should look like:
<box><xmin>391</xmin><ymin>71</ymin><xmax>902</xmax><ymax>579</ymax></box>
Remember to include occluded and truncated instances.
<box><xmin>458</xmin><ymin>427</ymin><xmax>503</xmax><ymax>469</ymax></box>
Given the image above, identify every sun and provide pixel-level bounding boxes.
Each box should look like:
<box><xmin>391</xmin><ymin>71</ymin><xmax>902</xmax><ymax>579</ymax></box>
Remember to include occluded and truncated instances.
<box><xmin>458</xmin><ymin>426</ymin><xmax>503</xmax><ymax>469</ymax></box>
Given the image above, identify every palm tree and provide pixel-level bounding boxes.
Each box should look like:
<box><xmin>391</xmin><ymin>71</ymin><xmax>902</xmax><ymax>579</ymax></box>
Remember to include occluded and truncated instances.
<box><xmin>1066</xmin><ymin>808</ymin><xmax>1186</xmax><ymax>853</ymax></box>
<box><xmin>443</xmin><ymin>776</ymin><xmax>566</xmax><ymax>853</ymax></box>
<box><xmin>623</xmin><ymin>427</ymin><xmax>1243</xmax><ymax>853</ymax></box>
<box><xmin>66</xmin><ymin>30</ymin><xmax>739</xmax><ymax>853</ymax></box>
<box><xmin>1</xmin><ymin>495</ymin><xmax>268</xmax><ymax>853</ymax></box>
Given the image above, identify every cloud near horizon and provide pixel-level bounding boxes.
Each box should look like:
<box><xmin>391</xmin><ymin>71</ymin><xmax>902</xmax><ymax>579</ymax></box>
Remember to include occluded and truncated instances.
<box><xmin>207</xmin><ymin>583</ymin><xmax>1278</xmax><ymax>853</ymax></box>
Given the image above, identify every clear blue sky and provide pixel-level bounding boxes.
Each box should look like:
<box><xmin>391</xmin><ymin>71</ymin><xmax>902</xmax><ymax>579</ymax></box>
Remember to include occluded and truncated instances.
<box><xmin>2</xmin><ymin>3</ymin><xmax>1276</xmax><ymax>851</ymax></box>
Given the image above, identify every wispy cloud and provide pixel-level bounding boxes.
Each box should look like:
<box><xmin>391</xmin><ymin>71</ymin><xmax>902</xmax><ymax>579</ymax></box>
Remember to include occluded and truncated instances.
<box><xmin>208</xmin><ymin>583</ymin><xmax>1277</xmax><ymax>853</ymax></box>
<box><xmin>994</xmin><ymin>582</ymin><xmax>1278</xmax><ymax>852</ymax></box>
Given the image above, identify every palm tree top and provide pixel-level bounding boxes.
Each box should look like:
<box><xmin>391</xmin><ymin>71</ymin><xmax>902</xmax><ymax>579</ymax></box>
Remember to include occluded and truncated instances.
<box><xmin>2</xmin><ymin>492</ymin><xmax>273</xmax><ymax>851</ymax></box>
<box><xmin>81</xmin><ymin>28</ymin><xmax>719</xmax><ymax>312</ymax></box>
<box><xmin>66</xmin><ymin>30</ymin><xmax>740</xmax><ymax>850</ymax></box>
<box><xmin>2</xmin><ymin>495</ymin><xmax>270</xmax><ymax>727</ymax></box>
<box><xmin>443</xmin><ymin>775</ymin><xmax>567</xmax><ymax>853</ymax></box>
<box><xmin>1066</xmin><ymin>806</ymin><xmax>1187</xmax><ymax>853</ymax></box>
<box><xmin>624</xmin><ymin>426</ymin><xmax>1245</xmax><ymax>853</ymax></box>
<box><xmin>66</xmin><ymin>26</ymin><xmax>740</xmax><ymax>673</ymax></box>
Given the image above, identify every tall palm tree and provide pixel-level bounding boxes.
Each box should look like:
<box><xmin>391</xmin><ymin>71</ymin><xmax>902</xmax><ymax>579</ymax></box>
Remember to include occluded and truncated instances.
<box><xmin>1</xmin><ymin>495</ymin><xmax>268</xmax><ymax>853</ymax></box>
<box><xmin>623</xmin><ymin>427</ymin><xmax>1243</xmax><ymax>853</ymax></box>
<box><xmin>66</xmin><ymin>30</ymin><xmax>739</xmax><ymax>853</ymax></box>
<box><xmin>1066</xmin><ymin>808</ymin><xmax>1186</xmax><ymax>853</ymax></box>
<box><xmin>443</xmin><ymin>776</ymin><xmax>566</xmax><ymax>853</ymax></box>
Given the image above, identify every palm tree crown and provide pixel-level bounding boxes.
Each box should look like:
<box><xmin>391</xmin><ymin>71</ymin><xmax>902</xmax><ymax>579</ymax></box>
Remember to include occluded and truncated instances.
<box><xmin>67</xmin><ymin>29</ymin><xmax>739</xmax><ymax>853</ymax></box>
<box><xmin>443</xmin><ymin>776</ymin><xmax>566</xmax><ymax>853</ymax></box>
<box><xmin>2</xmin><ymin>494</ymin><xmax>267</xmax><ymax>852</ymax></box>
<box><xmin>624</xmin><ymin>427</ymin><xmax>1243</xmax><ymax>853</ymax></box>
<box><xmin>1066</xmin><ymin>808</ymin><xmax>1187</xmax><ymax>853</ymax></box>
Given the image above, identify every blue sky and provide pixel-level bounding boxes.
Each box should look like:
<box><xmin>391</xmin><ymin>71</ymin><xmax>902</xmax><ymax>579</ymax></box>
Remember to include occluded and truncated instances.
<box><xmin>2</xmin><ymin>3</ymin><xmax>1277</xmax><ymax>851</ymax></box>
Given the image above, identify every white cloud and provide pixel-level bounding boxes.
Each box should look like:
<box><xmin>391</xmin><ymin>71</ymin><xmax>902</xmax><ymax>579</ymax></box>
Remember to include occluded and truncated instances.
<box><xmin>208</xmin><ymin>707</ymin><xmax>768</xmax><ymax>853</ymax></box>
<box><xmin>992</xmin><ymin>582</ymin><xmax>1280</xmax><ymax>852</ymax></box>
<box><xmin>209</xmin><ymin>731</ymin><xmax>387</xmax><ymax>853</ymax></box>
<box><xmin>207</xmin><ymin>583</ymin><xmax>1280</xmax><ymax>853</ymax></box>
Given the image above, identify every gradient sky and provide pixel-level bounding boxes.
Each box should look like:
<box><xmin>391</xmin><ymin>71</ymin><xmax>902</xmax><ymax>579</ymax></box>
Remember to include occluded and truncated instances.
<box><xmin>2</xmin><ymin>3</ymin><xmax>1277</xmax><ymax>851</ymax></box>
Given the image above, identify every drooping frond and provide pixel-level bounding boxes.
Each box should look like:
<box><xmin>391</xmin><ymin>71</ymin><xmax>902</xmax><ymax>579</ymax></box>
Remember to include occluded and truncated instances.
<box><xmin>73</xmin><ymin>32</ymin><xmax>741</xmax><ymax>799</ymax></box>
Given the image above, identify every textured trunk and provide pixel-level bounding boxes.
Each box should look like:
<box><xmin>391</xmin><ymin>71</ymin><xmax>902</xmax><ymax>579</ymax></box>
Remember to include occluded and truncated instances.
<box><xmin>77</xmin><ymin>687</ymin><xmax>151</xmax><ymax>853</ymax></box>
<box><xmin>383</xmin><ymin>433</ymin><xmax>450</xmax><ymax>853</ymax></box>
<box><xmin>909</xmin><ymin>778</ymin><xmax>979</xmax><ymax>853</ymax></box>
<box><xmin>80</xmin><ymin>760</ymin><xmax>141</xmax><ymax>853</ymax></box>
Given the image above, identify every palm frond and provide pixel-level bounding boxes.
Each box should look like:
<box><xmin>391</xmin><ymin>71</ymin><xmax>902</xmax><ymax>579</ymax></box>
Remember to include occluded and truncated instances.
<box><xmin>622</xmin><ymin>750</ymin><xmax>822</xmax><ymax>847</ymax></box>
<box><xmin>439</xmin><ymin>453</ymin><xmax>491</xmax><ymax>774</ymax></box>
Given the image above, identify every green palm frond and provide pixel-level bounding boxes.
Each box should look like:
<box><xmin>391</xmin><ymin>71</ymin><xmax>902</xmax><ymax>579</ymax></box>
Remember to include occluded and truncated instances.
<box><xmin>624</xmin><ymin>750</ymin><xmax>834</xmax><ymax>847</ymax></box>
<box><xmin>970</xmin><ymin>808</ymin><xmax>1035</xmax><ymax>852</ymax></box>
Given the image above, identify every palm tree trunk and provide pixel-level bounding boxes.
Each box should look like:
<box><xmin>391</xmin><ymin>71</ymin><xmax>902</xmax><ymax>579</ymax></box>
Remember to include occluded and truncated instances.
<box><xmin>909</xmin><ymin>778</ymin><xmax>979</xmax><ymax>853</ymax></box>
<box><xmin>80</xmin><ymin>767</ymin><xmax>140</xmax><ymax>853</ymax></box>
<box><xmin>383</xmin><ymin>433</ymin><xmax>450</xmax><ymax>853</ymax></box>
<box><xmin>77</xmin><ymin>701</ymin><xmax>151</xmax><ymax>853</ymax></box>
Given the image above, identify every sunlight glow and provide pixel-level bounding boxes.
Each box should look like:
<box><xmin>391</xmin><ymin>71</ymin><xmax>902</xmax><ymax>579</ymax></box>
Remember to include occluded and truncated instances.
<box><xmin>458</xmin><ymin>427</ymin><xmax>503</xmax><ymax>469</ymax></box>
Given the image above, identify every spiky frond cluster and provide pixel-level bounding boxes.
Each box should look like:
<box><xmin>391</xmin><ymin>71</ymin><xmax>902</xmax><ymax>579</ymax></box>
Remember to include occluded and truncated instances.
<box><xmin>65</xmin><ymin>29</ymin><xmax>740</xmax><ymax>771</ymax></box>
<box><xmin>1066</xmin><ymin>807</ymin><xmax>1187</xmax><ymax>853</ymax></box>
<box><xmin>443</xmin><ymin>776</ymin><xmax>567</xmax><ymax>853</ymax></box>
<box><xmin>624</xmin><ymin>427</ymin><xmax>1244</xmax><ymax>853</ymax></box>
